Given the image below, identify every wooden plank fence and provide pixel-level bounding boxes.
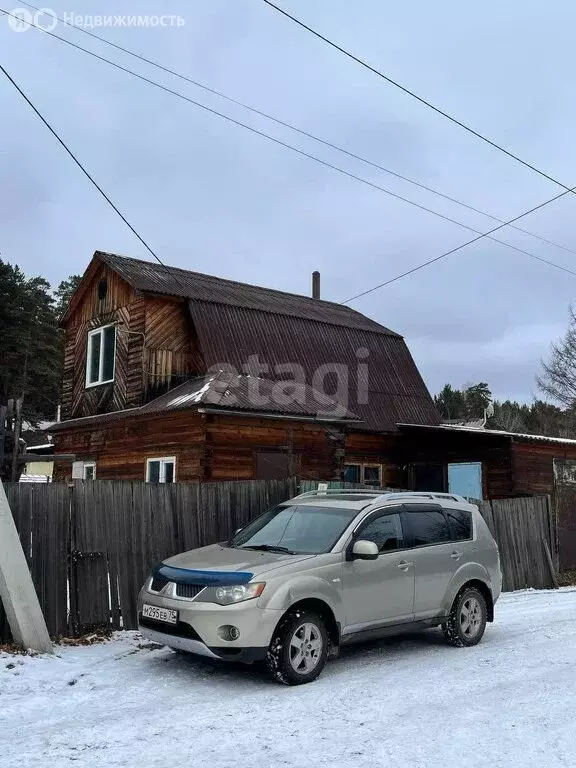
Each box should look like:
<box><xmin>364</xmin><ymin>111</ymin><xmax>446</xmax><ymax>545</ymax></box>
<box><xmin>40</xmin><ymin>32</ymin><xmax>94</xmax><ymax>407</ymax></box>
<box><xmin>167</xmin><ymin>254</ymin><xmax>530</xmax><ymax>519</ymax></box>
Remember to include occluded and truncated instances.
<box><xmin>0</xmin><ymin>478</ymin><xmax>296</xmax><ymax>641</ymax></box>
<box><xmin>0</xmin><ymin>478</ymin><xmax>558</xmax><ymax>642</ymax></box>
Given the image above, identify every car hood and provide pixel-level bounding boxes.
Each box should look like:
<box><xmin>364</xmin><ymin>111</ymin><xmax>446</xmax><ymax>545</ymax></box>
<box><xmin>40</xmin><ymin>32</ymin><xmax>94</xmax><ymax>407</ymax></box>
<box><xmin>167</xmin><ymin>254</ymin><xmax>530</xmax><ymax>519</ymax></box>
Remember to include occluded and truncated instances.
<box><xmin>163</xmin><ymin>543</ymin><xmax>315</xmax><ymax>577</ymax></box>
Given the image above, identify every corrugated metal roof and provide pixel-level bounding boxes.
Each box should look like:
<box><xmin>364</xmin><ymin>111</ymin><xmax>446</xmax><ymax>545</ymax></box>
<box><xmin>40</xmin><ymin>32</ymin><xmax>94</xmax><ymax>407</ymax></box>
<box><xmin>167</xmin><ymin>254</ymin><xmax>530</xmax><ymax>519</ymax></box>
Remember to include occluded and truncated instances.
<box><xmin>50</xmin><ymin>372</ymin><xmax>359</xmax><ymax>432</ymax></box>
<box><xmin>79</xmin><ymin>252</ymin><xmax>440</xmax><ymax>433</ymax></box>
<box><xmin>97</xmin><ymin>251</ymin><xmax>398</xmax><ymax>335</ymax></box>
<box><xmin>400</xmin><ymin>423</ymin><xmax>576</xmax><ymax>446</ymax></box>
<box><xmin>189</xmin><ymin>301</ymin><xmax>439</xmax><ymax>432</ymax></box>
<box><xmin>141</xmin><ymin>372</ymin><xmax>360</xmax><ymax>420</ymax></box>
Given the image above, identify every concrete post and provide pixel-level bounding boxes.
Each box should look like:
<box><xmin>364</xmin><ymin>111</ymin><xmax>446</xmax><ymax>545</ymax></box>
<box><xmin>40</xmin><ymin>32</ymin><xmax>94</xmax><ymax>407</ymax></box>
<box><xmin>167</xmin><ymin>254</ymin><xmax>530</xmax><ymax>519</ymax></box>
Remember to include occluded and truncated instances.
<box><xmin>0</xmin><ymin>481</ymin><xmax>53</xmax><ymax>653</ymax></box>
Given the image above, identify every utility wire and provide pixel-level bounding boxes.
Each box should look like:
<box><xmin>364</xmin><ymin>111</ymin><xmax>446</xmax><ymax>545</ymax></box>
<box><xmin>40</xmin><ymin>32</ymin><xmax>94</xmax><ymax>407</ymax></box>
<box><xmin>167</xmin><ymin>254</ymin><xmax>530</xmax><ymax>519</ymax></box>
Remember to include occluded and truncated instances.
<box><xmin>2</xmin><ymin>10</ymin><xmax>576</xmax><ymax>288</ymax></box>
<box><xmin>261</xmin><ymin>0</ymin><xmax>576</xmax><ymax>195</ymax></box>
<box><xmin>0</xmin><ymin>63</ymin><xmax>189</xmax><ymax>295</ymax></box>
<box><xmin>15</xmin><ymin>2</ymin><xmax>576</xmax><ymax>260</ymax></box>
<box><xmin>342</xmin><ymin>185</ymin><xmax>576</xmax><ymax>303</ymax></box>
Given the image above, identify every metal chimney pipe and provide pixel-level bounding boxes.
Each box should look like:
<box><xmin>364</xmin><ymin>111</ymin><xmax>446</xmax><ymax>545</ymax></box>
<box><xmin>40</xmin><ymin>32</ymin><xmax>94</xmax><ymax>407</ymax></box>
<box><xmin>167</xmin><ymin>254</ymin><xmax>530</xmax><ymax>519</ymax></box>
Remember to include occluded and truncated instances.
<box><xmin>312</xmin><ymin>271</ymin><xmax>321</xmax><ymax>299</ymax></box>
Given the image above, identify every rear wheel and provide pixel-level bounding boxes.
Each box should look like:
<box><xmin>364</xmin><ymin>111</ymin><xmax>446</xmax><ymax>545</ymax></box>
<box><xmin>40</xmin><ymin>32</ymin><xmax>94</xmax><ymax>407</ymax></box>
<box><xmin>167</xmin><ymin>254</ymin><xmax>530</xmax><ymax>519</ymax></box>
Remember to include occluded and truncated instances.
<box><xmin>443</xmin><ymin>586</ymin><xmax>487</xmax><ymax>647</ymax></box>
<box><xmin>266</xmin><ymin>610</ymin><xmax>328</xmax><ymax>685</ymax></box>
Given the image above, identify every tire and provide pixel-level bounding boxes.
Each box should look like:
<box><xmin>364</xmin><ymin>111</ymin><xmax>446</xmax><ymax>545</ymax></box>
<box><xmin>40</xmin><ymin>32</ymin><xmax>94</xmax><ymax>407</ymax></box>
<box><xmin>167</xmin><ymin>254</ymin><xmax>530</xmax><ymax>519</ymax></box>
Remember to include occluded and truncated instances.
<box><xmin>266</xmin><ymin>610</ymin><xmax>328</xmax><ymax>685</ymax></box>
<box><xmin>443</xmin><ymin>586</ymin><xmax>487</xmax><ymax>647</ymax></box>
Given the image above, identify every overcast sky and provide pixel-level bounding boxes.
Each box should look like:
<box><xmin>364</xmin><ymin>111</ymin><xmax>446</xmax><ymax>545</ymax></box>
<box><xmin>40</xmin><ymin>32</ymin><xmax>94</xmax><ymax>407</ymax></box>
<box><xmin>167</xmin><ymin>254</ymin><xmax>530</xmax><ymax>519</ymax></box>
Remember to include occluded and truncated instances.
<box><xmin>2</xmin><ymin>0</ymin><xmax>576</xmax><ymax>403</ymax></box>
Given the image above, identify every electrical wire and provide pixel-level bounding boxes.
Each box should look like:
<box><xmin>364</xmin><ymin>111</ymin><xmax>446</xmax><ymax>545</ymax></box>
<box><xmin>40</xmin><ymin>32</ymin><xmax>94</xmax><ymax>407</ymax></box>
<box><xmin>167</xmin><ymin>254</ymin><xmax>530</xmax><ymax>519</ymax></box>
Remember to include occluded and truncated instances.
<box><xmin>261</xmin><ymin>0</ymin><xmax>576</xmax><ymax>195</ymax></box>
<box><xmin>342</xmin><ymin>184</ymin><xmax>576</xmax><ymax>303</ymax></box>
<box><xmin>0</xmin><ymin>62</ymin><xmax>189</xmax><ymax>295</ymax></box>
<box><xmin>2</xmin><ymin>9</ymin><xmax>576</xmax><ymax>290</ymax></box>
<box><xmin>15</xmin><ymin>1</ymin><xmax>576</xmax><ymax>260</ymax></box>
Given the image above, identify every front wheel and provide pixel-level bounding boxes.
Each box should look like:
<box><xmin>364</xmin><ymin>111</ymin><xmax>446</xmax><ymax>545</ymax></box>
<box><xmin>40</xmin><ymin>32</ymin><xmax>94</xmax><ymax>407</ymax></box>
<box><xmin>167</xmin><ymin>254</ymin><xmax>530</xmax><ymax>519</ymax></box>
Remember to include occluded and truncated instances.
<box><xmin>443</xmin><ymin>587</ymin><xmax>487</xmax><ymax>647</ymax></box>
<box><xmin>266</xmin><ymin>610</ymin><xmax>328</xmax><ymax>685</ymax></box>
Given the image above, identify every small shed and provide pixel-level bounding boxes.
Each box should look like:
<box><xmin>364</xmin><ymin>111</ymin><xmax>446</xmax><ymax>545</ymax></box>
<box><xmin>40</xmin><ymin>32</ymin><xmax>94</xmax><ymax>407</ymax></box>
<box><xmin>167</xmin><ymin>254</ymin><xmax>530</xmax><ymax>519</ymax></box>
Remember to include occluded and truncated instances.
<box><xmin>397</xmin><ymin>423</ymin><xmax>576</xmax><ymax>499</ymax></box>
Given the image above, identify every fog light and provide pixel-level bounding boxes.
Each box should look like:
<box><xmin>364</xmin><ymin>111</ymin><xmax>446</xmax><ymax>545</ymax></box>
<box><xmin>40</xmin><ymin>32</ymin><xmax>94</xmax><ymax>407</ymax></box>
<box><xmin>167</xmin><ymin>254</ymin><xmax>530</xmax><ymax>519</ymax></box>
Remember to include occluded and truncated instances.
<box><xmin>217</xmin><ymin>625</ymin><xmax>240</xmax><ymax>641</ymax></box>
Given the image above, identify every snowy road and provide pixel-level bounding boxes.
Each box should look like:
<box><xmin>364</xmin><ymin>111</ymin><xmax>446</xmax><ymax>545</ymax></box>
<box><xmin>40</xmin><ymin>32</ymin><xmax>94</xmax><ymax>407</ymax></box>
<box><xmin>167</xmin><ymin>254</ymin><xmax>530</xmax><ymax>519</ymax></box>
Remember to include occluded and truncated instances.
<box><xmin>2</xmin><ymin>589</ymin><xmax>575</xmax><ymax>768</ymax></box>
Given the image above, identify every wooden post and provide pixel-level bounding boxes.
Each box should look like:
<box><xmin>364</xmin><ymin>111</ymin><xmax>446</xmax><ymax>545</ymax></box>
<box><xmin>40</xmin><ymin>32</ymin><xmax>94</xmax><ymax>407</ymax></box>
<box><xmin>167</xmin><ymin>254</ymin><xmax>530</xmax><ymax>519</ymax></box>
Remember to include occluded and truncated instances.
<box><xmin>10</xmin><ymin>397</ymin><xmax>23</xmax><ymax>483</ymax></box>
<box><xmin>0</xmin><ymin>481</ymin><xmax>53</xmax><ymax>653</ymax></box>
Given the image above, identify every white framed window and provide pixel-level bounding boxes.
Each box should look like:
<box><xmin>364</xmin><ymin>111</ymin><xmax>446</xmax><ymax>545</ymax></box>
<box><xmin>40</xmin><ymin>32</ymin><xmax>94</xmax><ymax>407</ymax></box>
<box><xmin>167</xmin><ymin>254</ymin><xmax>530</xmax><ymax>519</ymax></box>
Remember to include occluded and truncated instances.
<box><xmin>362</xmin><ymin>464</ymin><xmax>382</xmax><ymax>488</ymax></box>
<box><xmin>72</xmin><ymin>460</ymin><xmax>97</xmax><ymax>480</ymax></box>
<box><xmin>344</xmin><ymin>463</ymin><xmax>382</xmax><ymax>487</ymax></box>
<box><xmin>83</xmin><ymin>462</ymin><xmax>96</xmax><ymax>481</ymax></box>
<box><xmin>146</xmin><ymin>457</ymin><xmax>176</xmax><ymax>484</ymax></box>
<box><xmin>86</xmin><ymin>324</ymin><xmax>116</xmax><ymax>387</ymax></box>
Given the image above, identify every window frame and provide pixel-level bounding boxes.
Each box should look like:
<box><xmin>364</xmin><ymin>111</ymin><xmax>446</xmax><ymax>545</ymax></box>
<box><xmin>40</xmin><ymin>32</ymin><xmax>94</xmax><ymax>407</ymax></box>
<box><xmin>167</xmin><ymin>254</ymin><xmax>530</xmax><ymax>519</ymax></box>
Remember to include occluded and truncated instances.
<box><xmin>343</xmin><ymin>462</ymin><xmax>383</xmax><ymax>487</ymax></box>
<box><xmin>343</xmin><ymin>463</ymin><xmax>361</xmax><ymax>483</ymax></box>
<box><xmin>400</xmin><ymin>503</ymin><xmax>452</xmax><ymax>550</ymax></box>
<box><xmin>348</xmin><ymin>506</ymin><xmax>407</xmax><ymax>558</ymax></box>
<box><xmin>146</xmin><ymin>456</ymin><xmax>176</xmax><ymax>484</ymax></box>
<box><xmin>361</xmin><ymin>463</ymin><xmax>382</xmax><ymax>487</ymax></box>
<box><xmin>443</xmin><ymin>505</ymin><xmax>473</xmax><ymax>542</ymax></box>
<box><xmin>83</xmin><ymin>462</ymin><xmax>96</xmax><ymax>481</ymax></box>
<box><xmin>85</xmin><ymin>323</ymin><xmax>117</xmax><ymax>388</ymax></box>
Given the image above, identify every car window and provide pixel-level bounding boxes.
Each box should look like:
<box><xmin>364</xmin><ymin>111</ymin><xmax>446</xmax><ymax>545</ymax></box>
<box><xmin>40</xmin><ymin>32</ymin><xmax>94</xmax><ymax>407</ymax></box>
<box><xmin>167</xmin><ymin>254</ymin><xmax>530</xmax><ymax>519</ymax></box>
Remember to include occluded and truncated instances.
<box><xmin>357</xmin><ymin>512</ymin><xmax>404</xmax><ymax>552</ymax></box>
<box><xmin>444</xmin><ymin>507</ymin><xmax>472</xmax><ymax>540</ymax></box>
<box><xmin>231</xmin><ymin>504</ymin><xmax>360</xmax><ymax>554</ymax></box>
<box><xmin>402</xmin><ymin>504</ymin><xmax>450</xmax><ymax>547</ymax></box>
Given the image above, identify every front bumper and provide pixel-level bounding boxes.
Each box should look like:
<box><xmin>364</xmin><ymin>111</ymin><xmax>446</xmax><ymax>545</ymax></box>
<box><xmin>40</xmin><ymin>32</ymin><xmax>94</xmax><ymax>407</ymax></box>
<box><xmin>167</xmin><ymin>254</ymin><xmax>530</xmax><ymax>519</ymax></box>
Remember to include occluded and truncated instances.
<box><xmin>137</xmin><ymin>587</ymin><xmax>282</xmax><ymax>663</ymax></box>
<box><xmin>139</xmin><ymin>625</ymin><xmax>268</xmax><ymax>663</ymax></box>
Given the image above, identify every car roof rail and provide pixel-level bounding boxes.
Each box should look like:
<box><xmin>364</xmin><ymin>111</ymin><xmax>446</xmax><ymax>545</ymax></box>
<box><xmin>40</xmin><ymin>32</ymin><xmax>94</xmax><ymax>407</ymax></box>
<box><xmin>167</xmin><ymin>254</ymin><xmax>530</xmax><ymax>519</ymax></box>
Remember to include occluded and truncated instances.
<box><xmin>293</xmin><ymin>488</ymin><xmax>381</xmax><ymax>499</ymax></box>
<box><xmin>371</xmin><ymin>491</ymin><xmax>469</xmax><ymax>504</ymax></box>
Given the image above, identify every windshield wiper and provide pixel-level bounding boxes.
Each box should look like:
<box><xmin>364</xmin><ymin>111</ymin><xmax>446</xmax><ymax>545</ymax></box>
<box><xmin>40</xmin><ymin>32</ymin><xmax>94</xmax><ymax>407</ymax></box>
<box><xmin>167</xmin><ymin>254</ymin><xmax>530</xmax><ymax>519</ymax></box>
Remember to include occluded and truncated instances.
<box><xmin>239</xmin><ymin>544</ymin><xmax>297</xmax><ymax>555</ymax></box>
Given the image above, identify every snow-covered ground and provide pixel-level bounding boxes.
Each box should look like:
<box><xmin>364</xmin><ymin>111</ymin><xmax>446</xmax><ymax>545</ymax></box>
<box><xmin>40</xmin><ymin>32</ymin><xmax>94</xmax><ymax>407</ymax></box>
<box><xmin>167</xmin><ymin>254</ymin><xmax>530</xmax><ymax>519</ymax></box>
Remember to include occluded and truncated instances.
<box><xmin>2</xmin><ymin>589</ymin><xmax>576</xmax><ymax>768</ymax></box>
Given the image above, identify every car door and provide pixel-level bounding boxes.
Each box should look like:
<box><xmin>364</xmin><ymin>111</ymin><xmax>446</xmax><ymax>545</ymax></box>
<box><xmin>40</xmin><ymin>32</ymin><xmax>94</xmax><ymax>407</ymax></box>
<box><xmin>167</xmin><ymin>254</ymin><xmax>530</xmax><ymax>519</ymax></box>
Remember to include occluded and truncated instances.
<box><xmin>400</xmin><ymin>503</ymin><xmax>455</xmax><ymax>620</ymax></box>
<box><xmin>342</xmin><ymin>507</ymin><xmax>415</xmax><ymax>632</ymax></box>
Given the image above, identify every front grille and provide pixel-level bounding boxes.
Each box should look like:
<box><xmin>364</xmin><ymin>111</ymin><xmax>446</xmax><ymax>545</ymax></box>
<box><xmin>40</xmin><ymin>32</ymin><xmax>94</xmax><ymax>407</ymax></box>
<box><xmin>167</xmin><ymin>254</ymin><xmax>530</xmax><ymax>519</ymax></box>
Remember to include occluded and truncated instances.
<box><xmin>150</xmin><ymin>574</ymin><xmax>170</xmax><ymax>592</ymax></box>
<box><xmin>139</xmin><ymin>616</ymin><xmax>202</xmax><ymax>642</ymax></box>
<box><xmin>175</xmin><ymin>583</ymin><xmax>205</xmax><ymax>599</ymax></box>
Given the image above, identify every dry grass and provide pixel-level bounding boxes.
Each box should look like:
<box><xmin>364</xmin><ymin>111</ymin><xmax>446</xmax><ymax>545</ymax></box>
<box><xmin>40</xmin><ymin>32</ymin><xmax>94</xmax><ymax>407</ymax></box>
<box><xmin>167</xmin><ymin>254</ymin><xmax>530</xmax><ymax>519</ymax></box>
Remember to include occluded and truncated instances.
<box><xmin>558</xmin><ymin>569</ymin><xmax>576</xmax><ymax>587</ymax></box>
<box><xmin>1</xmin><ymin>628</ymin><xmax>113</xmax><ymax>655</ymax></box>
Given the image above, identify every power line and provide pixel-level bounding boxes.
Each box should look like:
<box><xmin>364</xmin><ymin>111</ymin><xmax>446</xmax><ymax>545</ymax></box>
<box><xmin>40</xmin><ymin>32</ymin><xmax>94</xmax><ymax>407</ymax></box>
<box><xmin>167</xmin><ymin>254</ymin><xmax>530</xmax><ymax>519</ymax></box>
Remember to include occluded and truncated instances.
<box><xmin>0</xmin><ymin>63</ymin><xmax>188</xmax><ymax>295</ymax></box>
<box><xmin>3</xmin><ymin>10</ymin><xmax>576</xmax><ymax>288</ymax></box>
<box><xmin>342</xmin><ymin>185</ymin><xmax>576</xmax><ymax>303</ymax></box>
<box><xmin>15</xmin><ymin>2</ymin><xmax>576</xmax><ymax>260</ymax></box>
<box><xmin>261</xmin><ymin>0</ymin><xmax>576</xmax><ymax>196</ymax></box>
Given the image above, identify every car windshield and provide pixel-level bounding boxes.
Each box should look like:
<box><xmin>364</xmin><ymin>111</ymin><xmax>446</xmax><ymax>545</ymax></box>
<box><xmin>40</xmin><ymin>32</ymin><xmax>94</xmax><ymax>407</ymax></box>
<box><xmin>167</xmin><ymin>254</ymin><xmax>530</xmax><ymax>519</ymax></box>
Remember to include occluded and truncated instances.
<box><xmin>231</xmin><ymin>504</ymin><xmax>360</xmax><ymax>555</ymax></box>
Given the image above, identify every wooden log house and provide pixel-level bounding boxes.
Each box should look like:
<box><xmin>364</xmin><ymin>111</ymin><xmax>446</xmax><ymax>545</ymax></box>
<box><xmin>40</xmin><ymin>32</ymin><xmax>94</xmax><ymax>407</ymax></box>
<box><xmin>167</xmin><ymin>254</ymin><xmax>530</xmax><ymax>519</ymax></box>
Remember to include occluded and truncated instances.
<box><xmin>50</xmin><ymin>251</ymin><xmax>576</xmax><ymax>506</ymax></box>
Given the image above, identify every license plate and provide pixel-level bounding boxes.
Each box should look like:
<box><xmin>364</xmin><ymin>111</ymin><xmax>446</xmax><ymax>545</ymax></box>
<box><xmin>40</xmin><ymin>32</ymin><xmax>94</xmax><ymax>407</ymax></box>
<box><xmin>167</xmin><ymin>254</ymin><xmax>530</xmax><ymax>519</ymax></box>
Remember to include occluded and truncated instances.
<box><xmin>142</xmin><ymin>604</ymin><xmax>178</xmax><ymax>625</ymax></box>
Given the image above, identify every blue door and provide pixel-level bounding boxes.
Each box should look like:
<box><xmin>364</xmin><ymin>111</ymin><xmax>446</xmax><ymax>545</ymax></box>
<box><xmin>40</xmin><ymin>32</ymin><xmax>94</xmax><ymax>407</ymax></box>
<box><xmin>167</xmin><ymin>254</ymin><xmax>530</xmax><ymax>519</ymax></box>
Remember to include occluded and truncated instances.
<box><xmin>448</xmin><ymin>462</ymin><xmax>483</xmax><ymax>500</ymax></box>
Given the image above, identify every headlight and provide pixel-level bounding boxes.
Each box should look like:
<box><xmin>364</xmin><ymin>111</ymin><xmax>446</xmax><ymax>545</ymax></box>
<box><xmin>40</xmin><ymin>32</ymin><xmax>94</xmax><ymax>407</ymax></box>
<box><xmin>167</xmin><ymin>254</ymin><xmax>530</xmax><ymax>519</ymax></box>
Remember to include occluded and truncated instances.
<box><xmin>212</xmin><ymin>583</ymin><xmax>265</xmax><ymax>605</ymax></box>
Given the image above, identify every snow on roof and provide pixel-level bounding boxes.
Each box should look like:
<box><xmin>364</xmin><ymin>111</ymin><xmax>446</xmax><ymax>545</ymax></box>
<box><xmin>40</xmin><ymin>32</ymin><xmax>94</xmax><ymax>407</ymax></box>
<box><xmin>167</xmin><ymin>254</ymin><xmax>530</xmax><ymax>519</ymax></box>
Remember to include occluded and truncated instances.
<box><xmin>399</xmin><ymin>422</ymin><xmax>576</xmax><ymax>446</ymax></box>
<box><xmin>167</xmin><ymin>378</ymin><xmax>215</xmax><ymax>408</ymax></box>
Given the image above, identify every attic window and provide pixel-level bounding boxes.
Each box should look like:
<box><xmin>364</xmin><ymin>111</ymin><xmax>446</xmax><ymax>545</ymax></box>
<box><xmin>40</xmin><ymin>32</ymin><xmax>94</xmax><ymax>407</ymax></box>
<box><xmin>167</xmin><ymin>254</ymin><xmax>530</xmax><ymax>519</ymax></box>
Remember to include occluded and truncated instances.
<box><xmin>98</xmin><ymin>278</ymin><xmax>108</xmax><ymax>301</ymax></box>
<box><xmin>86</xmin><ymin>324</ymin><xmax>116</xmax><ymax>387</ymax></box>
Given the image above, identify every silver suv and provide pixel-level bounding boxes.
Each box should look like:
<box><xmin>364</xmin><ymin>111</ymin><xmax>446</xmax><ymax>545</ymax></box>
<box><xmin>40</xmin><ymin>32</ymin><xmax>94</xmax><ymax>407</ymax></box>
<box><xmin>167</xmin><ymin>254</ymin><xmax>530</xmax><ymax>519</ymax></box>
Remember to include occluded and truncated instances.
<box><xmin>138</xmin><ymin>490</ymin><xmax>501</xmax><ymax>685</ymax></box>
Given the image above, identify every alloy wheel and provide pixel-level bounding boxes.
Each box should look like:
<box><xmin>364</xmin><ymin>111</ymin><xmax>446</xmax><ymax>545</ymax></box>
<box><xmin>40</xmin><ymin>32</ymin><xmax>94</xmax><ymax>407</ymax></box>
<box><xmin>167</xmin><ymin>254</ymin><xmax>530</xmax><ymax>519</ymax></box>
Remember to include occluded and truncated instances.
<box><xmin>460</xmin><ymin>596</ymin><xmax>482</xmax><ymax>638</ymax></box>
<box><xmin>289</xmin><ymin>622</ymin><xmax>323</xmax><ymax>674</ymax></box>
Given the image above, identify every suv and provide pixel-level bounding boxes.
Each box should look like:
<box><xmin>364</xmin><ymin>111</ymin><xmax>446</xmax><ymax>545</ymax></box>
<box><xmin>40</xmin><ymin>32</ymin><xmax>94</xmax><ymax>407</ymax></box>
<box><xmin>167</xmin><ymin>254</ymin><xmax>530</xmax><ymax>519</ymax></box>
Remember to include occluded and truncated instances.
<box><xmin>138</xmin><ymin>489</ymin><xmax>501</xmax><ymax>685</ymax></box>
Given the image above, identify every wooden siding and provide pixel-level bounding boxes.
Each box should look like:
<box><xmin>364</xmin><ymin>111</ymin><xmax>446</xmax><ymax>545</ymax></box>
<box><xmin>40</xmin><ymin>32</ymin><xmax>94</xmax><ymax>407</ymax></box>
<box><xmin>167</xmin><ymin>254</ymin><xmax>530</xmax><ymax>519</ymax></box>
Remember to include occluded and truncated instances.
<box><xmin>396</xmin><ymin>428</ymin><xmax>514</xmax><ymax>498</ymax></box>
<box><xmin>203</xmin><ymin>415</ymin><xmax>342</xmax><ymax>482</ymax></box>
<box><xmin>61</xmin><ymin>264</ymin><xmax>202</xmax><ymax>419</ymax></box>
<box><xmin>345</xmin><ymin>432</ymin><xmax>398</xmax><ymax>486</ymax></box>
<box><xmin>62</xmin><ymin>263</ymin><xmax>136</xmax><ymax>419</ymax></box>
<box><xmin>53</xmin><ymin>411</ymin><xmax>344</xmax><ymax>483</ymax></box>
<box><xmin>143</xmin><ymin>298</ymin><xmax>199</xmax><ymax>401</ymax></box>
<box><xmin>511</xmin><ymin>440</ymin><xmax>576</xmax><ymax>495</ymax></box>
<box><xmin>54</xmin><ymin>410</ymin><xmax>207</xmax><ymax>482</ymax></box>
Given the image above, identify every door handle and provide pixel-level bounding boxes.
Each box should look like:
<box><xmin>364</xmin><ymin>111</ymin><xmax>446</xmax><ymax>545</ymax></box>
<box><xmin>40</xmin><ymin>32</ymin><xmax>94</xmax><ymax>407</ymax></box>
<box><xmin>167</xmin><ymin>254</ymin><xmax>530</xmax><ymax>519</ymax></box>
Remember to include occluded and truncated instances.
<box><xmin>450</xmin><ymin>551</ymin><xmax>463</xmax><ymax>560</ymax></box>
<box><xmin>397</xmin><ymin>560</ymin><xmax>413</xmax><ymax>571</ymax></box>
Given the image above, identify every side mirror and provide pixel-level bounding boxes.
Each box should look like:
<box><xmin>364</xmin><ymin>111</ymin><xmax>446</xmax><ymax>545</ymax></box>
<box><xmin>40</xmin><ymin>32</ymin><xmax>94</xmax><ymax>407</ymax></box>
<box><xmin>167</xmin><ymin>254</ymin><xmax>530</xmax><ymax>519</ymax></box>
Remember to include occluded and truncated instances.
<box><xmin>235</xmin><ymin>527</ymin><xmax>242</xmax><ymax>535</ymax></box>
<box><xmin>351</xmin><ymin>539</ymin><xmax>379</xmax><ymax>560</ymax></box>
